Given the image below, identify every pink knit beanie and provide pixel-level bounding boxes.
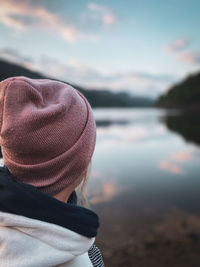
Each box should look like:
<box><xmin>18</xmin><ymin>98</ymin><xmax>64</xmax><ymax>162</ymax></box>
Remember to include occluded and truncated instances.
<box><xmin>0</xmin><ymin>76</ymin><xmax>96</xmax><ymax>196</ymax></box>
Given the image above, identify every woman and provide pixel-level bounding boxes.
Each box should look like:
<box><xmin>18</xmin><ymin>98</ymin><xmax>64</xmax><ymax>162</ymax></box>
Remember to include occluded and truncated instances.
<box><xmin>0</xmin><ymin>76</ymin><xmax>105</xmax><ymax>267</ymax></box>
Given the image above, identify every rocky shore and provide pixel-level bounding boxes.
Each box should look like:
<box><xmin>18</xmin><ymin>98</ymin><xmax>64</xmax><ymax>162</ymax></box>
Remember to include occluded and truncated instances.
<box><xmin>93</xmin><ymin>203</ymin><xmax>200</xmax><ymax>267</ymax></box>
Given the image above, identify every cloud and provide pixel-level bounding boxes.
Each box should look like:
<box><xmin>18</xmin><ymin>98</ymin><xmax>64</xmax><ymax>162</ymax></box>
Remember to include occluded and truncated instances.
<box><xmin>159</xmin><ymin>149</ymin><xmax>194</xmax><ymax>175</ymax></box>
<box><xmin>164</xmin><ymin>37</ymin><xmax>200</xmax><ymax>65</ymax></box>
<box><xmin>0</xmin><ymin>48</ymin><xmax>32</xmax><ymax>64</ymax></box>
<box><xmin>87</xmin><ymin>3</ymin><xmax>109</xmax><ymax>12</ymax></box>
<box><xmin>165</xmin><ymin>38</ymin><xmax>190</xmax><ymax>52</ymax></box>
<box><xmin>178</xmin><ymin>51</ymin><xmax>200</xmax><ymax>65</ymax></box>
<box><xmin>86</xmin><ymin>170</ymin><xmax>123</xmax><ymax>204</ymax></box>
<box><xmin>0</xmin><ymin>47</ymin><xmax>35</xmax><ymax>72</ymax></box>
<box><xmin>87</xmin><ymin>2</ymin><xmax>117</xmax><ymax>26</ymax></box>
<box><xmin>0</xmin><ymin>49</ymin><xmax>177</xmax><ymax>98</ymax></box>
<box><xmin>0</xmin><ymin>0</ymin><xmax>99</xmax><ymax>42</ymax></box>
<box><xmin>65</xmin><ymin>68</ymin><xmax>175</xmax><ymax>98</ymax></box>
<box><xmin>80</xmin><ymin>71</ymin><xmax>176</xmax><ymax>98</ymax></box>
<box><xmin>159</xmin><ymin>160</ymin><xmax>184</xmax><ymax>174</ymax></box>
<box><xmin>171</xmin><ymin>150</ymin><xmax>193</xmax><ymax>162</ymax></box>
<box><xmin>89</xmin><ymin>180</ymin><xmax>121</xmax><ymax>204</ymax></box>
<box><xmin>95</xmin><ymin>124</ymin><xmax>166</xmax><ymax>152</ymax></box>
<box><xmin>102</xmin><ymin>13</ymin><xmax>116</xmax><ymax>26</ymax></box>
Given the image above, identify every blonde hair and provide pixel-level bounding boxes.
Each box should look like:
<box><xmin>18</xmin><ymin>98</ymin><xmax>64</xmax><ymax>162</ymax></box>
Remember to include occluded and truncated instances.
<box><xmin>76</xmin><ymin>161</ymin><xmax>92</xmax><ymax>208</ymax></box>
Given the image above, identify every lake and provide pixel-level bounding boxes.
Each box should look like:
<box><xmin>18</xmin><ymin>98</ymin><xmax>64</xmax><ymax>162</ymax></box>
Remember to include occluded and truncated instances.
<box><xmin>0</xmin><ymin>107</ymin><xmax>199</xmax><ymax>266</ymax></box>
<box><xmin>89</xmin><ymin>108</ymin><xmax>200</xmax><ymax>266</ymax></box>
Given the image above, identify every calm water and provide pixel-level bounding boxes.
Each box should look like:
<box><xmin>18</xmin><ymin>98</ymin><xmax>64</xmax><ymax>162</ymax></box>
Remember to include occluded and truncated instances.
<box><xmin>0</xmin><ymin>107</ymin><xmax>199</xmax><ymax>215</ymax></box>
<box><xmin>1</xmin><ymin>107</ymin><xmax>200</xmax><ymax>265</ymax></box>
<box><xmin>88</xmin><ymin>108</ymin><xmax>200</xmax><ymax>215</ymax></box>
<box><xmin>1</xmin><ymin>107</ymin><xmax>199</xmax><ymax>266</ymax></box>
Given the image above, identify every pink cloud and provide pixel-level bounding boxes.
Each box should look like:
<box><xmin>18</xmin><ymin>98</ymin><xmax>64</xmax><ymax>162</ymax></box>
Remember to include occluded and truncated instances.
<box><xmin>164</xmin><ymin>37</ymin><xmax>200</xmax><ymax>65</ymax></box>
<box><xmin>159</xmin><ymin>160</ymin><xmax>184</xmax><ymax>175</ymax></box>
<box><xmin>103</xmin><ymin>13</ymin><xmax>117</xmax><ymax>25</ymax></box>
<box><xmin>0</xmin><ymin>0</ymin><xmax>99</xmax><ymax>42</ymax></box>
<box><xmin>90</xmin><ymin>170</ymin><xmax>103</xmax><ymax>179</ymax></box>
<box><xmin>178</xmin><ymin>52</ymin><xmax>200</xmax><ymax>64</ymax></box>
<box><xmin>87</xmin><ymin>2</ymin><xmax>117</xmax><ymax>26</ymax></box>
<box><xmin>0</xmin><ymin>48</ymin><xmax>176</xmax><ymax>98</ymax></box>
<box><xmin>89</xmin><ymin>180</ymin><xmax>120</xmax><ymax>204</ymax></box>
<box><xmin>159</xmin><ymin>149</ymin><xmax>194</xmax><ymax>175</ymax></box>
<box><xmin>172</xmin><ymin>150</ymin><xmax>193</xmax><ymax>162</ymax></box>
<box><xmin>165</xmin><ymin>38</ymin><xmax>190</xmax><ymax>52</ymax></box>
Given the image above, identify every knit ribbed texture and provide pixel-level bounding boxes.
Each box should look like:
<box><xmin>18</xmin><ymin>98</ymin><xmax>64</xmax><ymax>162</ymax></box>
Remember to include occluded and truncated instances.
<box><xmin>0</xmin><ymin>76</ymin><xmax>96</xmax><ymax>196</ymax></box>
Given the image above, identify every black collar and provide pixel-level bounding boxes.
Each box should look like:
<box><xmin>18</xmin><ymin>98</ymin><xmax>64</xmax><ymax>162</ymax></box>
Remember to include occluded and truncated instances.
<box><xmin>0</xmin><ymin>165</ymin><xmax>99</xmax><ymax>238</ymax></box>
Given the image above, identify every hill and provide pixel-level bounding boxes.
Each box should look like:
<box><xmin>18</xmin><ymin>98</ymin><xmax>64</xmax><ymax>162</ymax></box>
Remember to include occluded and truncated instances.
<box><xmin>157</xmin><ymin>72</ymin><xmax>200</xmax><ymax>111</ymax></box>
<box><xmin>0</xmin><ymin>59</ymin><xmax>155</xmax><ymax>108</ymax></box>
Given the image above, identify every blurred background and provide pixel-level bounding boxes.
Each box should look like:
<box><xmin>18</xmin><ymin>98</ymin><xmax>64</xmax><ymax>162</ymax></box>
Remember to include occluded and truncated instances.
<box><xmin>0</xmin><ymin>0</ymin><xmax>200</xmax><ymax>266</ymax></box>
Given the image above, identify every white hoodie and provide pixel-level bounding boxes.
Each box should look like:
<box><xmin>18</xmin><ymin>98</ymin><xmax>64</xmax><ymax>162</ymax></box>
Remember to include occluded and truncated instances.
<box><xmin>0</xmin><ymin>165</ymin><xmax>103</xmax><ymax>267</ymax></box>
<box><xmin>0</xmin><ymin>211</ymin><xmax>94</xmax><ymax>267</ymax></box>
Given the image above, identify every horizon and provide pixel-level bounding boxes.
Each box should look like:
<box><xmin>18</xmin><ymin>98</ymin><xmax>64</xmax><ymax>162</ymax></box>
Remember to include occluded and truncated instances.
<box><xmin>0</xmin><ymin>0</ymin><xmax>200</xmax><ymax>98</ymax></box>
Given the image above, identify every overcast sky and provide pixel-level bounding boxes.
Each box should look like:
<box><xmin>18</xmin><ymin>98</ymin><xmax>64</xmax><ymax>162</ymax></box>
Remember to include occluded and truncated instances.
<box><xmin>0</xmin><ymin>0</ymin><xmax>200</xmax><ymax>98</ymax></box>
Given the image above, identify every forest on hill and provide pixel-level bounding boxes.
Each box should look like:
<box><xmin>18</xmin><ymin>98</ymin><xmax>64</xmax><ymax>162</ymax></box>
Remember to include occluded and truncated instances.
<box><xmin>157</xmin><ymin>72</ymin><xmax>200</xmax><ymax>112</ymax></box>
<box><xmin>0</xmin><ymin>59</ymin><xmax>155</xmax><ymax>108</ymax></box>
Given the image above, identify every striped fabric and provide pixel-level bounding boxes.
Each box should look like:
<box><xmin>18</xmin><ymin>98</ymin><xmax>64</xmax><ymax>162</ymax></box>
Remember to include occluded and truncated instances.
<box><xmin>88</xmin><ymin>244</ymin><xmax>105</xmax><ymax>267</ymax></box>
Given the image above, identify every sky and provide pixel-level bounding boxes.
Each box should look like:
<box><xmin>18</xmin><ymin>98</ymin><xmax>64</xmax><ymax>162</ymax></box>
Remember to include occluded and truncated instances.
<box><xmin>0</xmin><ymin>0</ymin><xmax>200</xmax><ymax>98</ymax></box>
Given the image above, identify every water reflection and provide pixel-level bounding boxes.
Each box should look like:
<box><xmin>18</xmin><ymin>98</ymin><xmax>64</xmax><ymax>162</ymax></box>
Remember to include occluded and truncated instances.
<box><xmin>0</xmin><ymin>108</ymin><xmax>199</xmax><ymax>209</ymax></box>
<box><xmin>159</xmin><ymin>149</ymin><xmax>196</xmax><ymax>175</ymax></box>
<box><xmin>88</xmin><ymin>108</ymin><xmax>200</xmax><ymax>208</ymax></box>
<box><xmin>96</xmin><ymin>120</ymin><xmax>129</xmax><ymax>127</ymax></box>
<box><xmin>161</xmin><ymin>114</ymin><xmax>200</xmax><ymax>146</ymax></box>
<box><xmin>0</xmin><ymin>108</ymin><xmax>199</xmax><ymax>267</ymax></box>
<box><xmin>159</xmin><ymin>159</ymin><xmax>184</xmax><ymax>175</ymax></box>
<box><xmin>89</xmin><ymin>180</ymin><xmax>121</xmax><ymax>205</ymax></box>
<box><xmin>90</xmin><ymin>109</ymin><xmax>200</xmax><ymax>267</ymax></box>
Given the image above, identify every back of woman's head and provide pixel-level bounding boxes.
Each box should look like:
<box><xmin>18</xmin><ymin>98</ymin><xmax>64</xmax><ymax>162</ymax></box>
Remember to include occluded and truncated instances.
<box><xmin>0</xmin><ymin>76</ymin><xmax>96</xmax><ymax>197</ymax></box>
